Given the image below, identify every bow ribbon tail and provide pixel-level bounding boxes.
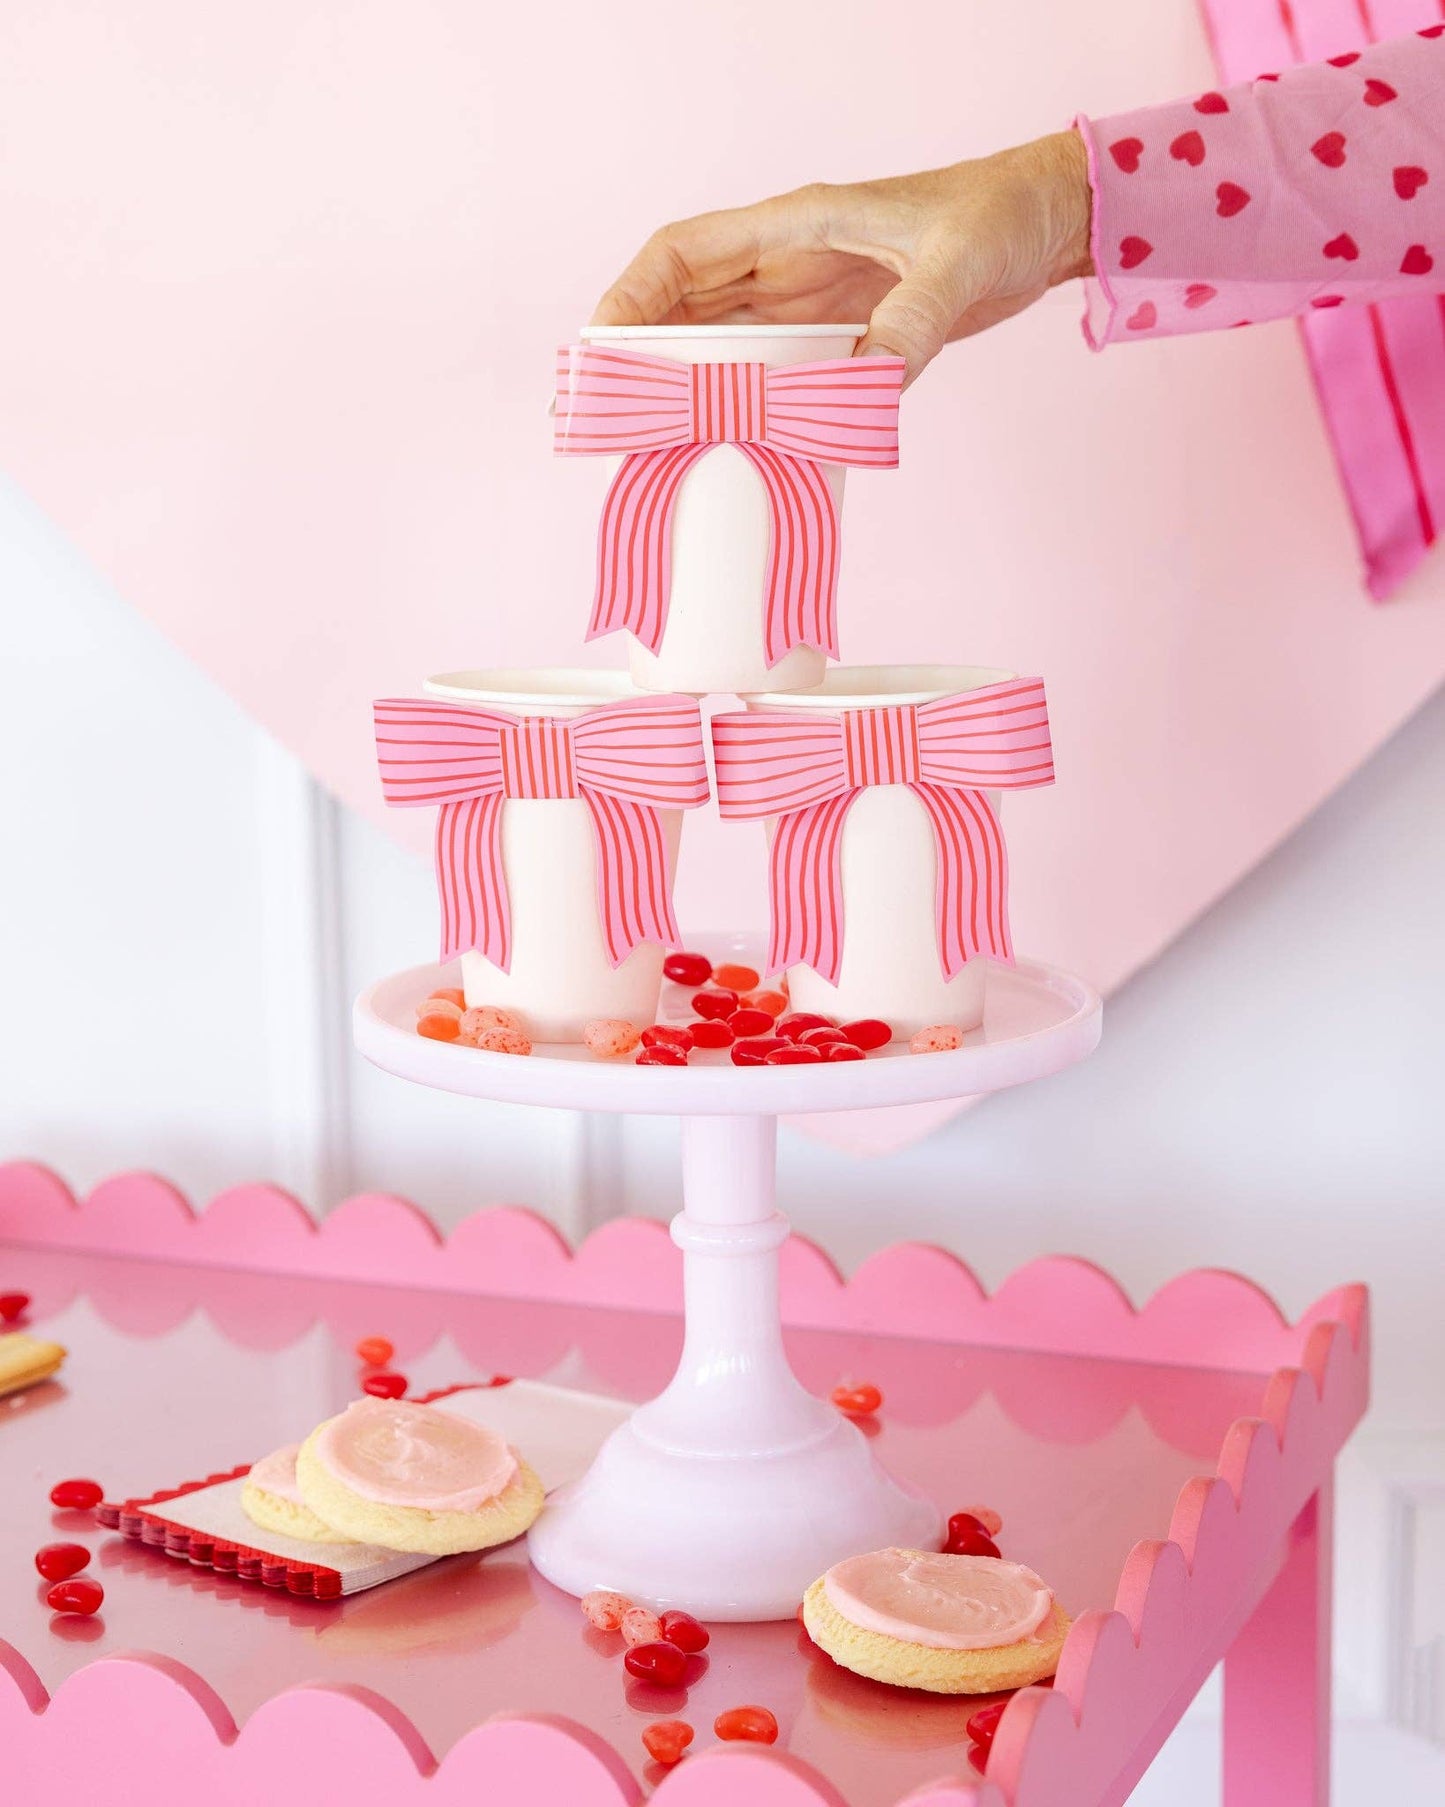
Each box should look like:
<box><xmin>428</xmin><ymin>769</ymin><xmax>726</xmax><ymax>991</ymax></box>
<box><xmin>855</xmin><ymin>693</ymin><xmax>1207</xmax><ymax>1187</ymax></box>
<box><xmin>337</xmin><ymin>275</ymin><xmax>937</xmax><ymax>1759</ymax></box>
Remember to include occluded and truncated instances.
<box><xmin>766</xmin><ymin>791</ymin><xmax>857</xmax><ymax>983</ymax></box>
<box><xmin>910</xmin><ymin>782</ymin><xmax>1012</xmax><ymax>978</ymax></box>
<box><xmin>587</xmin><ymin>445</ymin><xmax>711</xmax><ymax>653</ymax></box>
<box><xmin>739</xmin><ymin>445</ymin><xmax>841</xmax><ymax>667</ymax></box>
<box><xmin>434</xmin><ymin>793</ymin><xmax>511</xmax><ymax>970</ymax></box>
<box><xmin>581</xmin><ymin>789</ymin><xmax>681</xmax><ymax>969</ymax></box>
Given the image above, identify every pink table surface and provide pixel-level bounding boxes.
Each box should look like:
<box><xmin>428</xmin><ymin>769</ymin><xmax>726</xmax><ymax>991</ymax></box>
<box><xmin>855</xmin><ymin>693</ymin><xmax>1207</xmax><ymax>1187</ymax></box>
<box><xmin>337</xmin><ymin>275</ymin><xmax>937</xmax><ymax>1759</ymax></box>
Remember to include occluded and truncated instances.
<box><xmin>0</xmin><ymin>1168</ymin><xmax>1370</xmax><ymax>1806</ymax></box>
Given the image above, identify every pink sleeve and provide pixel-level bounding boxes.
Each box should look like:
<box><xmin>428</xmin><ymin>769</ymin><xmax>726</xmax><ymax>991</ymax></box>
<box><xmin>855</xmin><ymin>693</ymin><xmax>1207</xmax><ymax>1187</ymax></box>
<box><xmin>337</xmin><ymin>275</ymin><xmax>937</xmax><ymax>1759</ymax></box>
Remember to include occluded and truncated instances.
<box><xmin>1077</xmin><ymin>28</ymin><xmax>1445</xmax><ymax>345</ymax></box>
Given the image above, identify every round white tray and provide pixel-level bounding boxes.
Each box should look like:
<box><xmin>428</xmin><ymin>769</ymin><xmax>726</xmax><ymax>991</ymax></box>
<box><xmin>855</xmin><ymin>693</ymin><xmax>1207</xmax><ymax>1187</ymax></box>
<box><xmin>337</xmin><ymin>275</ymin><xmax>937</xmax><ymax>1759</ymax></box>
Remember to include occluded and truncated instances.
<box><xmin>354</xmin><ymin>954</ymin><xmax>1101</xmax><ymax>1116</ymax></box>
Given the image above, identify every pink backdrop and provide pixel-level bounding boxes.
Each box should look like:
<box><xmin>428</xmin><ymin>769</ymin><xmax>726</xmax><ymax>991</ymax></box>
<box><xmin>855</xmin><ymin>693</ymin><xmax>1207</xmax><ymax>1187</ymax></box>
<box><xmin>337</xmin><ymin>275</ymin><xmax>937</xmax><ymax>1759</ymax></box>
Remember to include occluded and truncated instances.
<box><xmin>2</xmin><ymin>3</ymin><xmax>1443</xmax><ymax>1149</ymax></box>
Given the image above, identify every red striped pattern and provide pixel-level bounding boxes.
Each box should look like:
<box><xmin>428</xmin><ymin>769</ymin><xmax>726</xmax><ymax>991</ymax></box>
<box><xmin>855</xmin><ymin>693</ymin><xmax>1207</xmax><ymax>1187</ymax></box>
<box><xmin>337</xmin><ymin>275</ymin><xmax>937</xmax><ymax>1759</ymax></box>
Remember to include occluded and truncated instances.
<box><xmin>711</xmin><ymin>680</ymin><xmax>1053</xmax><ymax>983</ymax></box>
<box><xmin>555</xmin><ymin>343</ymin><xmax>905</xmax><ymax>668</ymax></box>
<box><xmin>374</xmin><ymin>695</ymin><xmax>710</xmax><ymax>970</ymax></box>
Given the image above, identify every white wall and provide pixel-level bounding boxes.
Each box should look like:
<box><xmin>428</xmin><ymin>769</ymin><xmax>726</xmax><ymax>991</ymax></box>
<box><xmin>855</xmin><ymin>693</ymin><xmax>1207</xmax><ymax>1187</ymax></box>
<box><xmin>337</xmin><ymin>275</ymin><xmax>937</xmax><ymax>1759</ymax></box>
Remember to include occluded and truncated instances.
<box><xmin>2</xmin><ymin>472</ymin><xmax>1442</xmax><ymax>1764</ymax></box>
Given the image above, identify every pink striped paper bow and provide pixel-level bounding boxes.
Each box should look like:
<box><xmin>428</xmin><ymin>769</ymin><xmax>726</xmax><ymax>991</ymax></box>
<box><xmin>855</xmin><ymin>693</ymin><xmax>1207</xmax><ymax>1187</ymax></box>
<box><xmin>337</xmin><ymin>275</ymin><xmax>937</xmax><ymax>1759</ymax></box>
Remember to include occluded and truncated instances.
<box><xmin>554</xmin><ymin>344</ymin><xmax>906</xmax><ymax>667</ymax></box>
<box><xmin>374</xmin><ymin>694</ymin><xmax>710</xmax><ymax>969</ymax></box>
<box><xmin>711</xmin><ymin>679</ymin><xmax>1053</xmax><ymax>983</ymax></box>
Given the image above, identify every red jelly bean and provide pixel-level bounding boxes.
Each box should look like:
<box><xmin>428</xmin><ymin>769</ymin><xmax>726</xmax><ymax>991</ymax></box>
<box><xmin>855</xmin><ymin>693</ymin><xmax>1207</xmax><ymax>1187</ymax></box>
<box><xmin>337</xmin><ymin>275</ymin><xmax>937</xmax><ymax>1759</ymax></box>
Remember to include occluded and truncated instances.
<box><xmin>35</xmin><ymin>1544</ymin><xmax>91</xmax><ymax>1582</ymax></box>
<box><xmin>831</xmin><ymin>1382</ymin><xmax>883</xmax><ymax>1417</ymax></box>
<box><xmin>691</xmin><ymin>987</ymin><xmax>739</xmax><ymax>1020</ymax></box>
<box><xmin>663</xmin><ymin>952</ymin><xmax>713</xmax><ymax>987</ymax></box>
<box><xmin>637</xmin><ymin>1044</ymin><xmax>688</xmax><ymax>1067</ymax></box>
<box><xmin>822</xmin><ymin>1042</ymin><xmax>865</xmax><ymax>1062</ymax></box>
<box><xmin>841</xmin><ymin>1018</ymin><xmax>893</xmax><ymax>1051</ymax></box>
<box><xmin>642</xmin><ymin>1720</ymin><xmax>694</xmax><ymax>1765</ymax></box>
<box><xmin>966</xmin><ymin>1700</ymin><xmax>1007</xmax><ymax>1750</ymax></box>
<box><xmin>945</xmin><ymin>1528</ymin><xmax>1002</xmax><ymax>1559</ymax></box>
<box><xmin>947</xmin><ymin>1511</ymin><xmax>992</xmax><ymax>1546</ymax></box>
<box><xmin>766</xmin><ymin>1044</ymin><xmax>822</xmax><ymax>1064</ymax></box>
<box><xmin>731</xmin><ymin>1036</ymin><xmax>787</xmax><ymax>1067</ymax></box>
<box><xmin>0</xmin><ymin>1292</ymin><xmax>30</xmax><ymax>1323</ymax></box>
<box><xmin>362</xmin><ymin>1372</ymin><xmax>407</xmax><ymax>1399</ymax></box>
<box><xmin>688</xmin><ymin>1018</ymin><xmax>735</xmax><ymax>1049</ymax></box>
<box><xmin>355</xmin><ymin>1335</ymin><xmax>394</xmax><ymax>1367</ymax></box>
<box><xmin>49</xmin><ymin>1479</ymin><xmax>103</xmax><ymax>1511</ymax></box>
<box><xmin>776</xmin><ymin>1012</ymin><xmax>832</xmax><ymax>1042</ymax></box>
<box><xmin>659</xmin><ymin>1610</ymin><xmax>710</xmax><ymax>1654</ymax></box>
<box><xmin>799</xmin><ymin>1026</ymin><xmax>849</xmax><ymax>1047</ymax></box>
<box><xmin>623</xmin><ymin>1640</ymin><xmax>688</xmax><ymax>1687</ymax></box>
<box><xmin>712</xmin><ymin>962</ymin><xmax>760</xmax><ymax>993</ymax></box>
<box><xmin>47</xmin><ymin>1577</ymin><xmax>103</xmax><ymax>1616</ymax></box>
<box><xmin>714</xmin><ymin>1705</ymin><xmax>778</xmax><ymax>1744</ymax></box>
<box><xmin>726</xmin><ymin>1008</ymin><xmax>774</xmax><ymax>1039</ymax></box>
<box><xmin>641</xmin><ymin>1024</ymin><xmax>695</xmax><ymax>1051</ymax></box>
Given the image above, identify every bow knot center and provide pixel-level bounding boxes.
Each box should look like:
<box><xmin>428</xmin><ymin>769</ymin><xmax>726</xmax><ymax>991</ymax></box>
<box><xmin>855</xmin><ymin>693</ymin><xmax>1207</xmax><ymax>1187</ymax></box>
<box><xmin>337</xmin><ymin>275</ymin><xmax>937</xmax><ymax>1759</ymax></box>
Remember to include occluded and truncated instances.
<box><xmin>843</xmin><ymin>705</ymin><xmax>922</xmax><ymax>787</ymax></box>
<box><xmin>689</xmin><ymin>361</ymin><xmax>768</xmax><ymax>444</ymax></box>
<box><xmin>499</xmin><ymin>717</ymin><xmax>578</xmax><ymax>799</ymax></box>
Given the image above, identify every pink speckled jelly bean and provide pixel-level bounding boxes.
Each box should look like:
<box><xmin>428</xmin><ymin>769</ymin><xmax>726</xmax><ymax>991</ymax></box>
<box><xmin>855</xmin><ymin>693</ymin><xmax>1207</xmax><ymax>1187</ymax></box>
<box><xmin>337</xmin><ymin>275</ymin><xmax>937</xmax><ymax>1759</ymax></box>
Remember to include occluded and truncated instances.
<box><xmin>621</xmin><ymin>1606</ymin><xmax>663</xmax><ymax>1647</ymax></box>
<box><xmin>910</xmin><ymin>1025</ymin><xmax>963</xmax><ymax>1054</ymax></box>
<box><xmin>583</xmin><ymin>1019</ymin><xmax>642</xmax><ymax>1059</ymax></box>
<box><xmin>581</xmin><ymin>1589</ymin><xmax>632</xmax><ymax>1631</ymax></box>
<box><xmin>475</xmin><ymin>1025</ymin><xmax>532</xmax><ymax>1057</ymax></box>
<box><xmin>457</xmin><ymin>1005</ymin><xmax>522</xmax><ymax>1046</ymax></box>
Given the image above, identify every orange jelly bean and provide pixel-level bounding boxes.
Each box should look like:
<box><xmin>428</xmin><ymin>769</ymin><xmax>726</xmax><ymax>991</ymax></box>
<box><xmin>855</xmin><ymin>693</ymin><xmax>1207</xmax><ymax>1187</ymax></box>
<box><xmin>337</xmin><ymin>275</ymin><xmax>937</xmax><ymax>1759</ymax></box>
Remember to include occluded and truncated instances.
<box><xmin>355</xmin><ymin>1336</ymin><xmax>394</xmax><ymax>1367</ymax></box>
<box><xmin>712</xmin><ymin>962</ymin><xmax>760</xmax><ymax>993</ymax></box>
<box><xmin>831</xmin><ymin>1382</ymin><xmax>883</xmax><ymax>1417</ymax></box>
<box><xmin>715</xmin><ymin>1705</ymin><xmax>778</xmax><ymax>1745</ymax></box>
<box><xmin>427</xmin><ymin>988</ymin><xmax>466</xmax><ymax>1009</ymax></box>
<box><xmin>417</xmin><ymin>1012</ymin><xmax>460</xmax><ymax>1041</ymax></box>
<box><xmin>742</xmin><ymin>990</ymin><xmax>788</xmax><ymax>1019</ymax></box>
<box><xmin>642</xmin><ymin>1720</ymin><xmax>694</xmax><ymax>1765</ymax></box>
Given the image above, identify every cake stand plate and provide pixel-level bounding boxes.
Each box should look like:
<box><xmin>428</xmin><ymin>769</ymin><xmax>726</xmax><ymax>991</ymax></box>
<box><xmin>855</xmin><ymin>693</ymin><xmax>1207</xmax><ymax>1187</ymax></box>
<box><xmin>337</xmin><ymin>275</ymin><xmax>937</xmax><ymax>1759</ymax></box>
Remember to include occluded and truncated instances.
<box><xmin>353</xmin><ymin>953</ymin><xmax>1102</xmax><ymax>1619</ymax></box>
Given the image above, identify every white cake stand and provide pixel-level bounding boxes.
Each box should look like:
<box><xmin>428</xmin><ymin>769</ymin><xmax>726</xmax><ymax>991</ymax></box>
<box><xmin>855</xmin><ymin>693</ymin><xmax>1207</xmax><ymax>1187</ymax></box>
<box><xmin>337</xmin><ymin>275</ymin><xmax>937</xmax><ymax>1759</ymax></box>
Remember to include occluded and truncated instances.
<box><xmin>354</xmin><ymin>952</ymin><xmax>1101</xmax><ymax>1620</ymax></box>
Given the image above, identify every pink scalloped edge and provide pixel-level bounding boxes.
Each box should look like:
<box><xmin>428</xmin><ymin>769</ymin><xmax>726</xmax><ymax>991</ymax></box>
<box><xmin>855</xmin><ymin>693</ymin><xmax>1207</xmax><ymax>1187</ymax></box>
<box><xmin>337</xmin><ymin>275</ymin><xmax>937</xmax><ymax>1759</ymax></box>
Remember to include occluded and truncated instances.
<box><xmin>0</xmin><ymin>1162</ymin><xmax>1368</xmax><ymax>1376</ymax></box>
<box><xmin>0</xmin><ymin>1290</ymin><xmax>1366</xmax><ymax>1807</ymax></box>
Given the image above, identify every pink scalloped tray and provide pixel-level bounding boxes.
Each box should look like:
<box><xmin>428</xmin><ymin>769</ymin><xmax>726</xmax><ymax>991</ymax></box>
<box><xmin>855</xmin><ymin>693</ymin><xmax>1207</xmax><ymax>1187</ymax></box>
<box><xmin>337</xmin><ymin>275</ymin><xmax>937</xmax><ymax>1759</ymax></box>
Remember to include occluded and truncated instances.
<box><xmin>0</xmin><ymin>1163</ymin><xmax>1368</xmax><ymax>1807</ymax></box>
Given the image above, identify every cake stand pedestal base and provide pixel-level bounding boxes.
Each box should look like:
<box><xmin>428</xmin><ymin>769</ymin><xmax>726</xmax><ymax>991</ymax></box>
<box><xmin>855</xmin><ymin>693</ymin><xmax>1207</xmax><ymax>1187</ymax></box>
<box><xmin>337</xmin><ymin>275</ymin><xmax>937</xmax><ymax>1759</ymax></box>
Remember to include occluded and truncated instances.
<box><xmin>526</xmin><ymin>1114</ymin><xmax>940</xmax><ymax>1620</ymax></box>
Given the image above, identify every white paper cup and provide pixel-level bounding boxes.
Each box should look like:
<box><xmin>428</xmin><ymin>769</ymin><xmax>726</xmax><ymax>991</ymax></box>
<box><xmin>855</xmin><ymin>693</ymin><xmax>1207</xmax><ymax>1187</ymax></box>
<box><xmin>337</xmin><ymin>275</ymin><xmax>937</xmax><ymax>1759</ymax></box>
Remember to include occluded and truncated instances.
<box><xmin>578</xmin><ymin>324</ymin><xmax>865</xmax><ymax>696</ymax></box>
<box><xmin>742</xmin><ymin>666</ymin><xmax>1015</xmax><ymax>1039</ymax></box>
<box><xmin>421</xmin><ymin>669</ymin><xmax>684</xmax><ymax>1042</ymax></box>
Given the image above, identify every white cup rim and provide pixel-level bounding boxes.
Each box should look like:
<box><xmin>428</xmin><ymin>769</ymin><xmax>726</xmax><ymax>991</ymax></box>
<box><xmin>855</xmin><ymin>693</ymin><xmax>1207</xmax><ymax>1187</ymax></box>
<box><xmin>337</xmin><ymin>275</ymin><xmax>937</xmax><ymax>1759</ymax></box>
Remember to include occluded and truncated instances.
<box><xmin>740</xmin><ymin>664</ymin><xmax>1017</xmax><ymax>709</ymax></box>
<box><xmin>579</xmin><ymin>323</ymin><xmax>867</xmax><ymax>342</ymax></box>
<box><xmin>423</xmin><ymin>668</ymin><xmax>647</xmax><ymax>708</ymax></box>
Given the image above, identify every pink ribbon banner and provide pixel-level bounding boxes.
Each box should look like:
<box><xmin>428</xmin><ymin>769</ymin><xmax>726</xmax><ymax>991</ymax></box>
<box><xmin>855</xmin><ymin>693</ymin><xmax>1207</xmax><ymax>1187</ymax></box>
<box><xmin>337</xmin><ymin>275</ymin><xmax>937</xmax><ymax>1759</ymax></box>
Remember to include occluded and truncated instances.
<box><xmin>553</xmin><ymin>345</ymin><xmax>906</xmax><ymax>667</ymax></box>
<box><xmin>711</xmin><ymin>680</ymin><xmax>1054</xmax><ymax>984</ymax></box>
<box><xmin>374</xmin><ymin>694</ymin><xmax>710</xmax><ymax>969</ymax></box>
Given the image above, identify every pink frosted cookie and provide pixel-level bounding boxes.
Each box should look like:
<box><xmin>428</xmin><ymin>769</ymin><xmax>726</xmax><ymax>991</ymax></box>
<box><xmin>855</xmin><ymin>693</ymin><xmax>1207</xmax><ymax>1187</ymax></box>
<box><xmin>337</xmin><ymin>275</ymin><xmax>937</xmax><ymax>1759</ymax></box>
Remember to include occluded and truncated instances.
<box><xmin>241</xmin><ymin>1443</ymin><xmax>349</xmax><ymax>1543</ymax></box>
<box><xmin>802</xmin><ymin>1548</ymin><xmax>1070</xmax><ymax>1693</ymax></box>
<box><xmin>295</xmin><ymin>1397</ymin><xmax>543</xmax><ymax>1554</ymax></box>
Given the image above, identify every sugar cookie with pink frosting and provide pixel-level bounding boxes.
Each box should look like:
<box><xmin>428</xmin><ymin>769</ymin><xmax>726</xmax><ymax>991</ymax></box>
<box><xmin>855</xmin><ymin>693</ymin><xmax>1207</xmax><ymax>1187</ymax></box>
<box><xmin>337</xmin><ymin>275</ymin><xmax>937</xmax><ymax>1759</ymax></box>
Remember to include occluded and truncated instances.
<box><xmin>295</xmin><ymin>1397</ymin><xmax>543</xmax><ymax>1554</ymax></box>
<box><xmin>241</xmin><ymin>1443</ymin><xmax>349</xmax><ymax>1543</ymax></box>
<box><xmin>803</xmin><ymin>1548</ymin><xmax>1070</xmax><ymax>1694</ymax></box>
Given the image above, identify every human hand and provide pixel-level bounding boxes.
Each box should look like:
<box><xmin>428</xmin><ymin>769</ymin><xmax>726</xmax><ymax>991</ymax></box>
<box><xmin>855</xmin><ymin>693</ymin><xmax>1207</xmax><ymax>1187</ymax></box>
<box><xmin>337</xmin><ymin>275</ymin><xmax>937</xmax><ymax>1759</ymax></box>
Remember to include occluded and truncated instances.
<box><xmin>592</xmin><ymin>131</ymin><xmax>1092</xmax><ymax>385</ymax></box>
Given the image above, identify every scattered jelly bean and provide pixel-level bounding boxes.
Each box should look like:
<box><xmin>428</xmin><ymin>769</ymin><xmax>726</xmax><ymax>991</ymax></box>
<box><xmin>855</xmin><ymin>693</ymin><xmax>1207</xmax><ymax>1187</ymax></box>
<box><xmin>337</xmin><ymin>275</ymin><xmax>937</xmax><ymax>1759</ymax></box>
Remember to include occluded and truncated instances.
<box><xmin>714</xmin><ymin>1705</ymin><xmax>778</xmax><ymax>1744</ymax></box>
<box><xmin>416</xmin><ymin>995</ymin><xmax>463</xmax><ymax>1022</ymax></box>
<box><xmin>658</xmin><ymin>1610</ymin><xmax>710</xmax><ymax>1654</ymax></box>
<box><xmin>946</xmin><ymin>1511</ymin><xmax>994</xmax><ymax>1546</ymax></box>
<box><xmin>0</xmin><ymin>1292</ymin><xmax>30</xmax><ymax>1323</ymax></box>
<box><xmin>911</xmin><ymin>1024</ymin><xmax>963</xmax><ymax>1053</ymax></box>
<box><xmin>35</xmin><ymin>1544</ymin><xmax>90</xmax><ymax>1582</ymax></box>
<box><xmin>663</xmin><ymin>952</ymin><xmax>713</xmax><ymax>987</ymax></box>
<box><xmin>475</xmin><ymin>1026</ymin><xmax>532</xmax><ymax>1056</ymax></box>
<box><xmin>458</xmin><ymin>1005</ymin><xmax>523</xmax><ymax>1046</ymax></box>
<box><xmin>822</xmin><ymin>1043</ymin><xmax>865</xmax><ymax>1062</ymax></box>
<box><xmin>581</xmin><ymin>1589</ymin><xmax>632</xmax><ymax>1632</ymax></box>
<box><xmin>642</xmin><ymin>1720</ymin><xmax>694</xmax><ymax>1765</ymax></box>
<box><xmin>641</xmin><ymin>1024</ymin><xmax>695</xmax><ymax>1051</ymax></box>
<box><xmin>362</xmin><ymin>1372</ymin><xmax>408</xmax><ymax>1399</ymax></box>
<box><xmin>624</xmin><ymin>1640</ymin><xmax>688</xmax><ymax>1686</ymax></box>
<box><xmin>766</xmin><ymin>1044</ymin><xmax>822</xmax><ymax>1065</ymax></box>
<box><xmin>775</xmin><ymin>1012</ymin><xmax>833</xmax><ymax>1042</ymax></box>
<box><xmin>49</xmin><ymin>1479</ymin><xmax>103</xmax><ymax>1511</ymax></box>
<box><xmin>741</xmin><ymin>990</ymin><xmax>788</xmax><ymax>1019</ymax></box>
<box><xmin>417</xmin><ymin>1012</ymin><xmax>461</xmax><ymax>1042</ymax></box>
<box><xmin>637</xmin><ymin>1044</ymin><xmax>687</xmax><ymax>1067</ymax></box>
<box><xmin>945</xmin><ymin>1527</ymin><xmax>1002</xmax><ymax>1559</ymax></box>
<box><xmin>966</xmin><ymin>1700</ymin><xmax>1007</xmax><ymax>1750</ymax></box>
<box><xmin>691</xmin><ymin>988</ymin><xmax>739</xmax><ymax>1021</ymax></box>
<box><xmin>583</xmin><ymin>1019</ymin><xmax>643</xmax><ymax>1059</ymax></box>
<box><xmin>687</xmin><ymin>1019</ymin><xmax>735</xmax><ymax>1049</ymax></box>
<box><xmin>621</xmin><ymin>1606</ymin><xmax>662</xmax><ymax>1647</ymax></box>
<box><xmin>727</xmin><ymin>1008</ymin><xmax>774</xmax><ymax>1039</ymax></box>
<box><xmin>957</xmin><ymin>1504</ymin><xmax>1004</xmax><ymax>1536</ymax></box>
<box><xmin>831</xmin><ymin>1383</ymin><xmax>883</xmax><ymax>1418</ymax></box>
<box><xmin>355</xmin><ymin>1336</ymin><xmax>394</xmax><ymax>1367</ymax></box>
<box><xmin>427</xmin><ymin>987</ymin><xmax>466</xmax><ymax>1009</ymax></box>
<box><xmin>712</xmin><ymin>962</ymin><xmax>760</xmax><ymax>994</ymax></box>
<box><xmin>799</xmin><ymin>1026</ymin><xmax>849</xmax><ymax>1048</ymax></box>
<box><xmin>47</xmin><ymin>1577</ymin><xmax>103</xmax><ymax>1616</ymax></box>
<box><xmin>841</xmin><ymin>1018</ymin><xmax>893</xmax><ymax>1051</ymax></box>
<box><xmin>731</xmin><ymin>1037</ymin><xmax>787</xmax><ymax>1067</ymax></box>
<box><xmin>967</xmin><ymin>1745</ymin><xmax>988</xmax><ymax>1776</ymax></box>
